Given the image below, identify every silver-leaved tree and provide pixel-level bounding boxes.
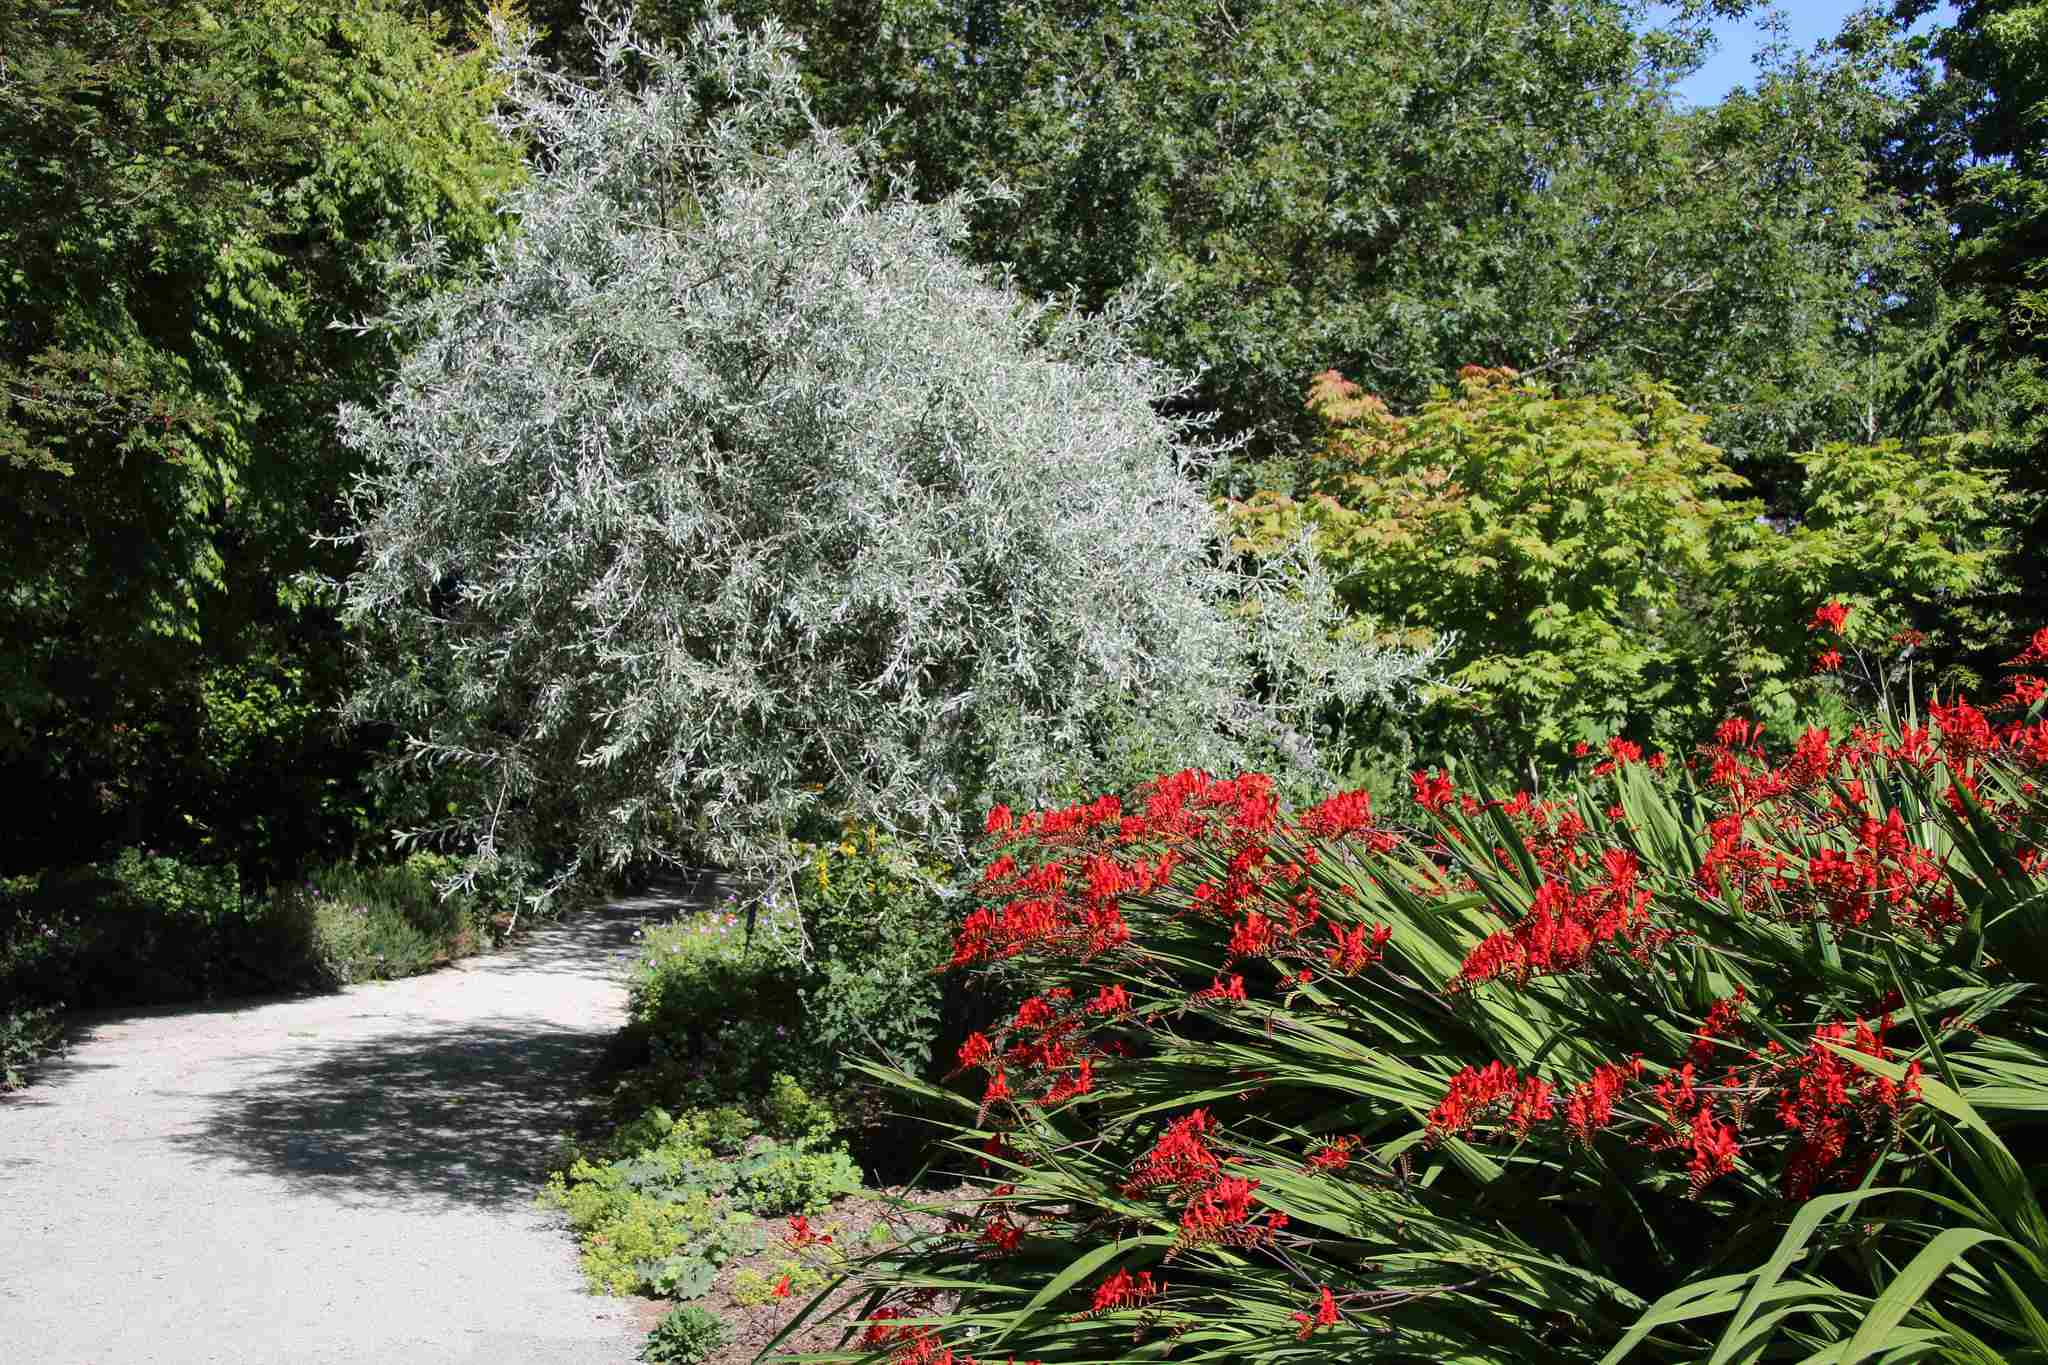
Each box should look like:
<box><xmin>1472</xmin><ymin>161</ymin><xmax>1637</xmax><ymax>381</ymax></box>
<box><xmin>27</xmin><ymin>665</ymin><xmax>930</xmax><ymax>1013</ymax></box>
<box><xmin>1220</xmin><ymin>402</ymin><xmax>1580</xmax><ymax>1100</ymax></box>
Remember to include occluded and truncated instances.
<box><xmin>332</xmin><ymin>12</ymin><xmax>1441</xmax><ymax>894</ymax></box>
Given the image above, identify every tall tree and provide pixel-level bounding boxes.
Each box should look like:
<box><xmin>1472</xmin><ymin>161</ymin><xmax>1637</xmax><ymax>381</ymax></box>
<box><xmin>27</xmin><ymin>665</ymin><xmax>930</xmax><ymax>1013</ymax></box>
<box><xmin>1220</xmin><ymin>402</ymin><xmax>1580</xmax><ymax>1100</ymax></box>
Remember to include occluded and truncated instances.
<box><xmin>458</xmin><ymin>1</ymin><xmax>1904</xmax><ymax>481</ymax></box>
<box><xmin>0</xmin><ymin>0</ymin><xmax>520</xmax><ymax>875</ymax></box>
<box><xmin>334</xmin><ymin>15</ymin><xmax>1440</xmax><ymax>890</ymax></box>
<box><xmin>1878</xmin><ymin>0</ymin><xmax>2048</xmax><ymax>656</ymax></box>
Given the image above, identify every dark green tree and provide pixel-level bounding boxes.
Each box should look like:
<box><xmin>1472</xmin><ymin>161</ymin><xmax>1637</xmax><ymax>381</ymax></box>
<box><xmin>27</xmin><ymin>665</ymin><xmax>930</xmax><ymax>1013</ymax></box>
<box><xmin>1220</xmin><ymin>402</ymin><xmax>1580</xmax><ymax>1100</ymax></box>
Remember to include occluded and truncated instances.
<box><xmin>460</xmin><ymin>1</ymin><xmax>1904</xmax><ymax>483</ymax></box>
<box><xmin>1877</xmin><ymin>0</ymin><xmax>2048</xmax><ymax>657</ymax></box>
<box><xmin>0</xmin><ymin>0</ymin><xmax>520</xmax><ymax>877</ymax></box>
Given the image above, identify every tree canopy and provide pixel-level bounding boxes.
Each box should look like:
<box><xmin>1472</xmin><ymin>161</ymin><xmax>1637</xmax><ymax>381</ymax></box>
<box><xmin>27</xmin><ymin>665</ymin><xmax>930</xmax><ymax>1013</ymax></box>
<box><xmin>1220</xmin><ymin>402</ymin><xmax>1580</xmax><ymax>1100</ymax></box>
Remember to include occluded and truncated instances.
<box><xmin>333</xmin><ymin>14</ymin><xmax>1438</xmax><ymax>888</ymax></box>
<box><xmin>0</xmin><ymin>0</ymin><xmax>520</xmax><ymax>874</ymax></box>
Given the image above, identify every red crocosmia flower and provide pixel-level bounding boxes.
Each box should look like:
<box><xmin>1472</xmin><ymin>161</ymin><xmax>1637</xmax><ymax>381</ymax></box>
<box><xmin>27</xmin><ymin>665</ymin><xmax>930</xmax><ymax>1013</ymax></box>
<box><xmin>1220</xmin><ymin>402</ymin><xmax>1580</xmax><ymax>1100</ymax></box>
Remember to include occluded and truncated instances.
<box><xmin>861</xmin><ymin>1308</ymin><xmax>909</xmax><ymax>1347</ymax></box>
<box><xmin>1787</xmin><ymin>727</ymin><xmax>1833</xmax><ymax>787</ymax></box>
<box><xmin>1814</xmin><ymin>649</ymin><xmax>1844</xmax><ymax>673</ymax></box>
<box><xmin>1088</xmin><ymin>1268</ymin><xmax>1162</xmax><ymax>1314</ymax></box>
<box><xmin>1687</xmin><ymin>1105</ymin><xmax>1739</xmax><ymax>1195</ymax></box>
<box><xmin>957</xmin><ymin>1032</ymin><xmax>993</xmax><ymax>1069</ymax></box>
<box><xmin>1087</xmin><ymin>983</ymin><xmax>1131</xmax><ymax>1015</ymax></box>
<box><xmin>1930</xmin><ymin>697</ymin><xmax>1996</xmax><ymax>759</ymax></box>
<box><xmin>1189</xmin><ymin>974</ymin><xmax>1247</xmax><ymax>1006</ymax></box>
<box><xmin>2009</xmin><ymin>625</ymin><xmax>2048</xmax><ymax>666</ymax></box>
<box><xmin>1426</xmin><ymin>1061</ymin><xmax>1523</xmax><ymax>1143</ymax></box>
<box><xmin>1177</xmin><ymin>1175</ymin><xmax>1261</xmax><ymax>1245</ymax></box>
<box><xmin>1606</xmin><ymin>737</ymin><xmax>1643</xmax><ymax>764</ymax></box>
<box><xmin>785</xmin><ymin>1215</ymin><xmax>830</xmax><ymax>1248</ymax></box>
<box><xmin>1305</xmin><ymin>1136</ymin><xmax>1357</xmax><ymax>1171</ymax></box>
<box><xmin>1564</xmin><ymin>1057</ymin><xmax>1642</xmax><ymax>1144</ymax></box>
<box><xmin>979</xmin><ymin>1133</ymin><xmax>1017</xmax><ymax>1172</ymax></box>
<box><xmin>1410</xmin><ymin>768</ymin><xmax>1455</xmax><ymax>812</ymax></box>
<box><xmin>1686</xmin><ymin>988</ymin><xmax>1748</xmax><ymax>1069</ymax></box>
<box><xmin>1227</xmin><ymin>910</ymin><xmax>1276</xmax><ymax>959</ymax></box>
<box><xmin>2001</xmin><ymin>674</ymin><xmax>2047</xmax><ymax>710</ymax></box>
<box><xmin>1716</xmin><ymin>716</ymin><xmax>1764</xmax><ymax>750</ymax></box>
<box><xmin>982</xmin><ymin>1071</ymin><xmax>1010</xmax><ymax>1107</ymax></box>
<box><xmin>1044</xmin><ymin>1057</ymin><xmax>1094</xmax><ymax>1103</ymax></box>
<box><xmin>772</xmin><ymin>1275</ymin><xmax>793</xmax><ymax>1299</ymax></box>
<box><xmin>1013</xmin><ymin>996</ymin><xmax>1056</xmax><ymax>1031</ymax></box>
<box><xmin>1124</xmin><ymin>1110</ymin><xmax>1220</xmax><ymax>1193</ymax></box>
<box><xmin>1810</xmin><ymin>601</ymin><xmax>1851</xmax><ymax>633</ymax></box>
<box><xmin>1324</xmin><ymin>921</ymin><xmax>1390</xmax><ymax>975</ymax></box>
<box><xmin>1083</xmin><ymin>905</ymin><xmax>1131</xmax><ymax>955</ymax></box>
<box><xmin>1292</xmin><ymin>1286</ymin><xmax>1340</xmax><ymax>1338</ymax></box>
<box><xmin>984</xmin><ymin>804</ymin><xmax>1013</xmax><ymax>835</ymax></box>
<box><xmin>980</xmin><ymin>1216</ymin><xmax>1022</xmax><ymax>1255</ymax></box>
<box><xmin>1296</xmin><ymin>788</ymin><xmax>1374</xmax><ymax>838</ymax></box>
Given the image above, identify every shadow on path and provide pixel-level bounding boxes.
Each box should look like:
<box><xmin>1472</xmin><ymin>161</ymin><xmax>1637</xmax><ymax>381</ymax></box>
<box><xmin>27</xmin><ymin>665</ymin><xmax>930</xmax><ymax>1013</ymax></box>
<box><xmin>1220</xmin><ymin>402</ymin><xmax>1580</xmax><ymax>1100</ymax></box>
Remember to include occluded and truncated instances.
<box><xmin>167</xmin><ymin>1019</ymin><xmax>613</xmax><ymax>1211</ymax></box>
<box><xmin>157</xmin><ymin>883</ymin><xmax>734</xmax><ymax>1212</ymax></box>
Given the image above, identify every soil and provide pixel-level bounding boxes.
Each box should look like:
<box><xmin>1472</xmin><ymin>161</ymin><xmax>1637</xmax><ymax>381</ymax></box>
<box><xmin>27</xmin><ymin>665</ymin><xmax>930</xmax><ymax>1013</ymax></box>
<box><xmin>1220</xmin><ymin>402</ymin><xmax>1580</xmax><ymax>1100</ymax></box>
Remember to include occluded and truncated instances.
<box><xmin>620</xmin><ymin>1184</ymin><xmax>972</xmax><ymax>1365</ymax></box>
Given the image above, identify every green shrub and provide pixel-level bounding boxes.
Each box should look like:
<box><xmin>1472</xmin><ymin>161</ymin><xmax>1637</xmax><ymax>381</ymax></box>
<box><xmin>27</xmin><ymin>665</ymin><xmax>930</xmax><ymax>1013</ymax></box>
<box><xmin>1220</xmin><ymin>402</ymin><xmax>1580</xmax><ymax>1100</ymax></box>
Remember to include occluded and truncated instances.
<box><xmin>280</xmin><ymin>851</ymin><xmax>530</xmax><ymax>985</ymax></box>
<box><xmin>0</xmin><ymin>1003</ymin><xmax>62</xmax><ymax>1090</ymax></box>
<box><xmin>1232</xmin><ymin>368</ymin><xmax>2006</xmax><ymax>762</ymax></box>
<box><xmin>624</xmin><ymin>900</ymin><xmax>807</xmax><ymax>1104</ymax></box>
<box><xmin>640</xmin><ymin>1305</ymin><xmax>732</xmax><ymax>1364</ymax></box>
<box><xmin>759</xmin><ymin>1072</ymin><xmax>837</xmax><ymax>1144</ymax></box>
<box><xmin>791</xmin><ymin>828</ymin><xmax>952</xmax><ymax>1079</ymax></box>
<box><xmin>730</xmin><ymin>1142</ymin><xmax>860</xmax><ymax>1217</ymax></box>
<box><xmin>0</xmin><ymin>849</ymin><xmax>320</xmax><ymax>1009</ymax></box>
<box><xmin>621</xmin><ymin>830</ymin><xmax>960</xmax><ymax>1116</ymax></box>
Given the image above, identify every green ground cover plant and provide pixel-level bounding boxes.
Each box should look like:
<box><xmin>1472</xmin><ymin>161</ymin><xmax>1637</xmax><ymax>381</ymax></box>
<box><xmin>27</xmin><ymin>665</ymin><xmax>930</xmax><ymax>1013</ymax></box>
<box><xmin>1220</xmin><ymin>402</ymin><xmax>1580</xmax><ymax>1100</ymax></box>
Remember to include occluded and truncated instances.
<box><xmin>542</xmin><ymin>1082</ymin><xmax>861</xmax><ymax>1300</ymax></box>
<box><xmin>0</xmin><ymin>1001</ymin><xmax>62</xmax><ymax>1091</ymax></box>
<box><xmin>640</xmin><ymin>1304</ymin><xmax>733</xmax><ymax>1365</ymax></box>
<box><xmin>848</xmin><ymin>618</ymin><xmax>2048</xmax><ymax>1363</ymax></box>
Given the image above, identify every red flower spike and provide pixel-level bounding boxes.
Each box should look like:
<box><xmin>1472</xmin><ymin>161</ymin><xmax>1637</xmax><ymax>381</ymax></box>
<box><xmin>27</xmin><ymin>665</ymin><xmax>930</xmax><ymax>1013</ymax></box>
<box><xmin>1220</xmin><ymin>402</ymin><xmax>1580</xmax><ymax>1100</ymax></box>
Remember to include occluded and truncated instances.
<box><xmin>1087</xmin><ymin>983</ymin><xmax>1131</xmax><ymax>1016</ymax></box>
<box><xmin>1292</xmin><ymin>1286</ymin><xmax>1340</xmax><ymax>1339</ymax></box>
<box><xmin>1687</xmin><ymin>1105</ymin><xmax>1739</xmax><ymax>1195</ymax></box>
<box><xmin>1565</xmin><ymin>1057</ymin><xmax>1642</xmax><ymax>1144</ymax></box>
<box><xmin>1189</xmin><ymin>974</ymin><xmax>1247</xmax><ymax>1006</ymax></box>
<box><xmin>1810</xmin><ymin>601</ymin><xmax>1851</xmax><ymax>634</ymax></box>
<box><xmin>980</xmin><ymin>1216</ymin><xmax>1022</xmax><ymax>1256</ymax></box>
<box><xmin>1087</xmin><ymin>1268</ymin><xmax>1163</xmax><ymax>1315</ymax></box>
<box><xmin>861</xmin><ymin>1308</ymin><xmax>909</xmax><ymax>1348</ymax></box>
<box><xmin>1124</xmin><ymin>1110</ymin><xmax>1220</xmax><ymax>1194</ymax></box>
<box><xmin>1305</xmin><ymin>1136</ymin><xmax>1357</xmax><ymax>1171</ymax></box>
<box><xmin>1410</xmin><ymin>768</ymin><xmax>1455</xmax><ymax>812</ymax></box>
<box><xmin>1013</xmin><ymin>996</ymin><xmax>1056</xmax><ymax>1031</ymax></box>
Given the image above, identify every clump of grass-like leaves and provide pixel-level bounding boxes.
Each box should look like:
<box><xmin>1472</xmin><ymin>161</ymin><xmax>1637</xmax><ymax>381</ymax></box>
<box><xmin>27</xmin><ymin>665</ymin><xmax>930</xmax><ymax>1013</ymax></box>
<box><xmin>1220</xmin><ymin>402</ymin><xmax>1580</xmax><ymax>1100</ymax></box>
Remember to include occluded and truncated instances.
<box><xmin>842</xmin><ymin>624</ymin><xmax>2048</xmax><ymax>1364</ymax></box>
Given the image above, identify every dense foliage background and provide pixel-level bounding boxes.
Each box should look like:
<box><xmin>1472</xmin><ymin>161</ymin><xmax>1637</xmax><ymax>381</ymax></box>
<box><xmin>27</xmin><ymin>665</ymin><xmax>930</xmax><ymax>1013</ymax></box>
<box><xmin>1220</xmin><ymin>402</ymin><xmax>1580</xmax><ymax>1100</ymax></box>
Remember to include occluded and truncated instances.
<box><xmin>5</xmin><ymin>0</ymin><xmax>2047</xmax><ymax>1354</ymax></box>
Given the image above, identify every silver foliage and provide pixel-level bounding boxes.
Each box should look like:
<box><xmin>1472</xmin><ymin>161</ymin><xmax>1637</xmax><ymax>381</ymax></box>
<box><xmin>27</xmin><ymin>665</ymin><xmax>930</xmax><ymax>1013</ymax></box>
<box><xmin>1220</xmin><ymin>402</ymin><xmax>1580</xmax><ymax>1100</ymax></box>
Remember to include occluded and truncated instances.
<box><xmin>333</xmin><ymin>12</ymin><xmax>1444</xmax><ymax>885</ymax></box>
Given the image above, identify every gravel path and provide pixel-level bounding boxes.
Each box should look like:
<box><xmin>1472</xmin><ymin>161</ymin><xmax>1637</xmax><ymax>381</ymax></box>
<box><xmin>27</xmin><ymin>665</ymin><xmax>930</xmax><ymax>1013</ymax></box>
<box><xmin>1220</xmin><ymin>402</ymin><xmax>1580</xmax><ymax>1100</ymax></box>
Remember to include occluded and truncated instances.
<box><xmin>0</xmin><ymin>884</ymin><xmax>701</xmax><ymax>1365</ymax></box>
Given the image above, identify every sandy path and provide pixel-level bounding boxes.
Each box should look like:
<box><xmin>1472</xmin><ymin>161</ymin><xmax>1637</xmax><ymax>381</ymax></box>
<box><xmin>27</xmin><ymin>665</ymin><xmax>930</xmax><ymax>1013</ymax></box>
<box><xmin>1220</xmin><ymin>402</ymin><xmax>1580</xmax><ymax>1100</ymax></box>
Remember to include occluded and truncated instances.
<box><xmin>0</xmin><ymin>885</ymin><xmax>697</xmax><ymax>1365</ymax></box>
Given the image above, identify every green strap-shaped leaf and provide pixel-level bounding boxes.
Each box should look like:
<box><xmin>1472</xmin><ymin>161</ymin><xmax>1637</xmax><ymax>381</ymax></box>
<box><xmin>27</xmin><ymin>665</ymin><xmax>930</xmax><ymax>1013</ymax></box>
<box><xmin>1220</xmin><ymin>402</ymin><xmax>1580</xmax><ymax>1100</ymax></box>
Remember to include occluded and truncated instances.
<box><xmin>1707</xmin><ymin>1190</ymin><xmax>1908</xmax><ymax>1365</ymax></box>
<box><xmin>1835</xmin><ymin>1227</ymin><xmax>2006</xmax><ymax>1365</ymax></box>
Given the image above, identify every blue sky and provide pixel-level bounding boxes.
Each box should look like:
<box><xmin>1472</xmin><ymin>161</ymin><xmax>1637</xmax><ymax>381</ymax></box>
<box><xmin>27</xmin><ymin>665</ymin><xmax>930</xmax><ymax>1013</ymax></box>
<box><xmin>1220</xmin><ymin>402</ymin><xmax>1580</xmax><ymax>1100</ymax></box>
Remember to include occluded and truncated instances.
<box><xmin>1652</xmin><ymin>2</ymin><xmax>1959</xmax><ymax>106</ymax></box>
